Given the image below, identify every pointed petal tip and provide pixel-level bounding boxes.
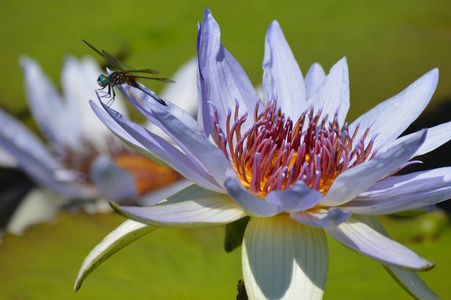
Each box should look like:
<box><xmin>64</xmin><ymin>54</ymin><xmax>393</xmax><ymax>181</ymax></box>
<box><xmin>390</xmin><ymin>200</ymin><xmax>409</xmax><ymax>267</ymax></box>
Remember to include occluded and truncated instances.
<box><xmin>268</xmin><ymin>20</ymin><xmax>281</xmax><ymax>29</ymax></box>
<box><xmin>62</xmin><ymin>54</ymin><xmax>77</xmax><ymax>64</ymax></box>
<box><xmin>19</xmin><ymin>55</ymin><xmax>36</xmax><ymax>72</ymax></box>
<box><xmin>310</xmin><ymin>62</ymin><xmax>322</xmax><ymax>69</ymax></box>
<box><xmin>428</xmin><ymin>68</ymin><xmax>439</xmax><ymax>83</ymax></box>
<box><xmin>19</xmin><ymin>55</ymin><xmax>31</xmax><ymax>66</ymax></box>
<box><xmin>334</xmin><ymin>56</ymin><xmax>348</xmax><ymax>68</ymax></box>
<box><xmin>419</xmin><ymin>261</ymin><xmax>435</xmax><ymax>272</ymax></box>
<box><xmin>74</xmin><ymin>281</ymin><xmax>81</xmax><ymax>292</ymax></box>
<box><xmin>418</xmin><ymin>68</ymin><xmax>439</xmax><ymax>89</ymax></box>
<box><xmin>109</xmin><ymin>201</ymin><xmax>121</xmax><ymax>213</ymax></box>
<box><xmin>430</xmin><ymin>67</ymin><xmax>439</xmax><ymax>76</ymax></box>
<box><xmin>109</xmin><ymin>201</ymin><xmax>132</xmax><ymax>221</ymax></box>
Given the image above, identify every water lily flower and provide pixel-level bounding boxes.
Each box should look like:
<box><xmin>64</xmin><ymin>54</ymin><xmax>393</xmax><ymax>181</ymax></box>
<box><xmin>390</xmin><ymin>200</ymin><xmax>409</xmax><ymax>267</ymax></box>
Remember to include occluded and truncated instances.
<box><xmin>0</xmin><ymin>56</ymin><xmax>197</xmax><ymax>235</ymax></box>
<box><xmin>77</xmin><ymin>8</ymin><xmax>451</xmax><ymax>299</ymax></box>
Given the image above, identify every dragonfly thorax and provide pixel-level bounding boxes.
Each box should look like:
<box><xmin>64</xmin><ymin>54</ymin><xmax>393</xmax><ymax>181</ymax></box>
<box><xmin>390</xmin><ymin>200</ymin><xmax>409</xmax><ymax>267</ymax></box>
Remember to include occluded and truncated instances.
<box><xmin>97</xmin><ymin>75</ymin><xmax>109</xmax><ymax>88</ymax></box>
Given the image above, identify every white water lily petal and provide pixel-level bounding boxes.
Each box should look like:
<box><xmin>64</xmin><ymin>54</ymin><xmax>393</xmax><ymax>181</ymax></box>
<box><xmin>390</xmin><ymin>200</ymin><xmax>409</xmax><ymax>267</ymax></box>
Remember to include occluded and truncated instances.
<box><xmin>381</xmin><ymin>120</ymin><xmax>451</xmax><ymax>157</ymax></box>
<box><xmin>141</xmin><ymin>179</ymin><xmax>193</xmax><ymax>206</ymax></box>
<box><xmin>90</xmin><ymin>101</ymin><xmax>166</xmax><ymax>164</ymax></box>
<box><xmin>343</xmin><ymin>167</ymin><xmax>451</xmax><ymax>214</ymax></box>
<box><xmin>320</xmin><ymin>129</ymin><xmax>426</xmax><ymax>206</ymax></box>
<box><xmin>304</xmin><ymin>63</ymin><xmax>326</xmax><ymax>99</ymax></box>
<box><xmin>360</xmin><ymin>215</ymin><xmax>441</xmax><ymax>300</ymax></box>
<box><xmin>91</xmin><ymin>102</ymin><xmax>223</xmax><ymax>193</ymax></box>
<box><xmin>290</xmin><ymin>207</ymin><xmax>352</xmax><ymax>228</ymax></box>
<box><xmin>242</xmin><ymin>215</ymin><xmax>327</xmax><ymax>299</ymax></box>
<box><xmin>111</xmin><ymin>186</ymin><xmax>245</xmax><ymax>228</ymax></box>
<box><xmin>359</xmin><ymin>168</ymin><xmax>450</xmax><ymax>197</ymax></box>
<box><xmin>349</xmin><ymin>69</ymin><xmax>438</xmax><ymax>150</ymax></box>
<box><xmin>6</xmin><ymin>189</ymin><xmax>68</xmax><ymax>235</ymax></box>
<box><xmin>144</xmin><ymin>57</ymin><xmax>198</xmax><ymax>136</ymax></box>
<box><xmin>263</xmin><ymin>20</ymin><xmax>306</xmax><ymax>120</ymax></box>
<box><xmin>116</xmin><ymin>82</ymin><xmax>232</xmax><ymax>184</ymax></box>
<box><xmin>224</xmin><ymin>174</ymin><xmax>281</xmax><ymax>217</ymax></box>
<box><xmin>197</xmin><ymin>8</ymin><xmax>262</xmax><ymax>136</ymax></box>
<box><xmin>140</xmin><ymin>97</ymin><xmax>233</xmax><ymax>187</ymax></box>
<box><xmin>305</xmin><ymin>57</ymin><xmax>350</xmax><ymax>126</ymax></box>
<box><xmin>0</xmin><ymin>107</ymin><xmax>58</xmax><ymax>170</ymax></box>
<box><xmin>265</xmin><ymin>182</ymin><xmax>323</xmax><ymax>212</ymax></box>
<box><xmin>0</xmin><ymin>108</ymin><xmax>89</xmax><ymax>198</ymax></box>
<box><xmin>117</xmin><ymin>81</ymin><xmax>205</xmax><ymax>138</ymax></box>
<box><xmin>325</xmin><ymin>215</ymin><xmax>435</xmax><ymax>271</ymax></box>
<box><xmin>20</xmin><ymin>56</ymin><xmax>69</xmax><ymax>146</ymax></box>
<box><xmin>74</xmin><ymin>219</ymin><xmax>157</xmax><ymax>292</ymax></box>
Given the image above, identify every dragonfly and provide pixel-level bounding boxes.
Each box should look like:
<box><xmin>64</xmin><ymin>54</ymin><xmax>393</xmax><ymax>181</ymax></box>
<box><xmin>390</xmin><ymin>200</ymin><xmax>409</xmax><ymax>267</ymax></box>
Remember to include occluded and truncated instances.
<box><xmin>83</xmin><ymin>40</ymin><xmax>174</xmax><ymax>106</ymax></box>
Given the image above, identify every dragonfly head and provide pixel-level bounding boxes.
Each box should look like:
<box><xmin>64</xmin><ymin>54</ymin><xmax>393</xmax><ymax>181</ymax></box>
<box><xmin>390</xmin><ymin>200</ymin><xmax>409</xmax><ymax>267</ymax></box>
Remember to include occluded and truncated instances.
<box><xmin>97</xmin><ymin>75</ymin><xmax>109</xmax><ymax>88</ymax></box>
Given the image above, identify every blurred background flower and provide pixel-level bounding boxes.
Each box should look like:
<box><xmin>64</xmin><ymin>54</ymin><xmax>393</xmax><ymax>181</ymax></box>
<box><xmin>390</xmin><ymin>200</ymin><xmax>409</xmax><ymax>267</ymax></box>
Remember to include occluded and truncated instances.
<box><xmin>0</xmin><ymin>55</ymin><xmax>197</xmax><ymax>237</ymax></box>
<box><xmin>0</xmin><ymin>1</ymin><xmax>450</xmax><ymax>299</ymax></box>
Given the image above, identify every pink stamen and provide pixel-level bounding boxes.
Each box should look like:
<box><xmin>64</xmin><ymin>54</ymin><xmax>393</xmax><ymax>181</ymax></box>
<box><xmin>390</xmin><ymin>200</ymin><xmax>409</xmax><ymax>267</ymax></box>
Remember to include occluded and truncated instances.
<box><xmin>212</xmin><ymin>101</ymin><xmax>377</xmax><ymax>196</ymax></box>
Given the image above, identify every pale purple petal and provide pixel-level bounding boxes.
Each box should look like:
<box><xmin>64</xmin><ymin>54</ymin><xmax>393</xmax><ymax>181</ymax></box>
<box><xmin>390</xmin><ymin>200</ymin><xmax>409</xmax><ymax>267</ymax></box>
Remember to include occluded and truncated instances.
<box><xmin>263</xmin><ymin>20</ymin><xmax>306</xmax><ymax>119</ymax></box>
<box><xmin>111</xmin><ymin>185</ymin><xmax>246</xmax><ymax>228</ymax></box>
<box><xmin>197</xmin><ymin>8</ymin><xmax>261</xmax><ymax>136</ymax></box>
<box><xmin>320</xmin><ymin>129</ymin><xmax>426</xmax><ymax>206</ymax></box>
<box><xmin>90</xmin><ymin>156</ymin><xmax>138</xmax><ymax>201</ymax></box>
<box><xmin>305</xmin><ymin>57</ymin><xmax>350</xmax><ymax>126</ymax></box>
<box><xmin>20</xmin><ymin>56</ymin><xmax>69</xmax><ymax>145</ymax></box>
<box><xmin>91</xmin><ymin>102</ymin><xmax>223</xmax><ymax>193</ymax></box>
<box><xmin>265</xmin><ymin>182</ymin><xmax>323</xmax><ymax>212</ymax></box>
<box><xmin>343</xmin><ymin>167</ymin><xmax>451</xmax><ymax>214</ymax></box>
<box><xmin>360</xmin><ymin>215</ymin><xmax>441</xmax><ymax>299</ymax></box>
<box><xmin>304</xmin><ymin>63</ymin><xmax>326</xmax><ymax>99</ymax></box>
<box><xmin>0</xmin><ymin>107</ymin><xmax>88</xmax><ymax>198</ymax></box>
<box><xmin>380</xmin><ymin>121</ymin><xmax>451</xmax><ymax>157</ymax></box>
<box><xmin>349</xmin><ymin>69</ymin><xmax>439</xmax><ymax>150</ymax></box>
<box><xmin>117</xmin><ymin>82</ymin><xmax>205</xmax><ymax>138</ymax></box>
<box><xmin>74</xmin><ymin>219</ymin><xmax>157</xmax><ymax>292</ymax></box>
<box><xmin>290</xmin><ymin>207</ymin><xmax>352</xmax><ymax>228</ymax></box>
<box><xmin>0</xmin><ymin>146</ymin><xmax>17</xmax><ymax>167</ymax></box>
<box><xmin>118</xmin><ymin>89</ymin><xmax>233</xmax><ymax>187</ymax></box>
<box><xmin>143</xmin><ymin>57</ymin><xmax>199</xmax><ymax>136</ymax></box>
<box><xmin>242</xmin><ymin>216</ymin><xmax>327</xmax><ymax>299</ymax></box>
<box><xmin>325</xmin><ymin>215</ymin><xmax>435</xmax><ymax>271</ymax></box>
<box><xmin>224</xmin><ymin>174</ymin><xmax>281</xmax><ymax>217</ymax></box>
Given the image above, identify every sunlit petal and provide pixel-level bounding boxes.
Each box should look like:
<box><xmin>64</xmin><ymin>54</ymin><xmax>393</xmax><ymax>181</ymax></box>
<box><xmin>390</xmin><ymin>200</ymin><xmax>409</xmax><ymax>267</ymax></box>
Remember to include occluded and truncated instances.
<box><xmin>242</xmin><ymin>216</ymin><xmax>327</xmax><ymax>299</ymax></box>
<box><xmin>74</xmin><ymin>219</ymin><xmax>157</xmax><ymax>291</ymax></box>
<box><xmin>263</xmin><ymin>20</ymin><xmax>306</xmax><ymax>119</ymax></box>
<box><xmin>325</xmin><ymin>215</ymin><xmax>435</xmax><ymax>270</ymax></box>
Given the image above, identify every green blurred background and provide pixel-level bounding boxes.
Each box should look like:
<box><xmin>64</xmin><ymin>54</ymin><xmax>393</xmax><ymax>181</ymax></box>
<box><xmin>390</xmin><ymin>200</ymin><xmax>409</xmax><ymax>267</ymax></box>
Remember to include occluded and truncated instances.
<box><xmin>0</xmin><ymin>0</ymin><xmax>450</xmax><ymax>299</ymax></box>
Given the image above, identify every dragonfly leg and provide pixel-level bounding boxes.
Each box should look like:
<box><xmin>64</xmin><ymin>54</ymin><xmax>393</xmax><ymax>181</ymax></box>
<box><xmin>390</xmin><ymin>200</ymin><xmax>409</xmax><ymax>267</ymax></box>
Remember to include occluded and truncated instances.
<box><xmin>106</xmin><ymin>86</ymin><xmax>116</xmax><ymax>107</ymax></box>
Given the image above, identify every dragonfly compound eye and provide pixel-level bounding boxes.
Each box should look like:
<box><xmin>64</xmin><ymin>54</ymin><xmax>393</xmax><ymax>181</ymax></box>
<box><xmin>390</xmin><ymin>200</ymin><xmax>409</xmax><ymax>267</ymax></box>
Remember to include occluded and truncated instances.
<box><xmin>97</xmin><ymin>75</ymin><xmax>109</xmax><ymax>87</ymax></box>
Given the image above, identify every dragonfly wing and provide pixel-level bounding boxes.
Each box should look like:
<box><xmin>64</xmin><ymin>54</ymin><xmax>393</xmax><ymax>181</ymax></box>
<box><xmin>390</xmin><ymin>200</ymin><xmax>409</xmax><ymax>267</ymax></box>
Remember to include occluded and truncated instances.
<box><xmin>101</xmin><ymin>50</ymin><xmax>135</xmax><ymax>72</ymax></box>
<box><xmin>126</xmin><ymin>68</ymin><xmax>160</xmax><ymax>75</ymax></box>
<box><xmin>83</xmin><ymin>40</ymin><xmax>109</xmax><ymax>61</ymax></box>
<box><xmin>131</xmin><ymin>75</ymin><xmax>175</xmax><ymax>83</ymax></box>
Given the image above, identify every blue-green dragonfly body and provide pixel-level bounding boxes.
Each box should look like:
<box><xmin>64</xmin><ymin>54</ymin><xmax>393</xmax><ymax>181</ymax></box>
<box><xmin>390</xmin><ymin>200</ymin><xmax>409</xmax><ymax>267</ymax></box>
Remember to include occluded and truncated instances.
<box><xmin>83</xmin><ymin>40</ymin><xmax>173</xmax><ymax>106</ymax></box>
